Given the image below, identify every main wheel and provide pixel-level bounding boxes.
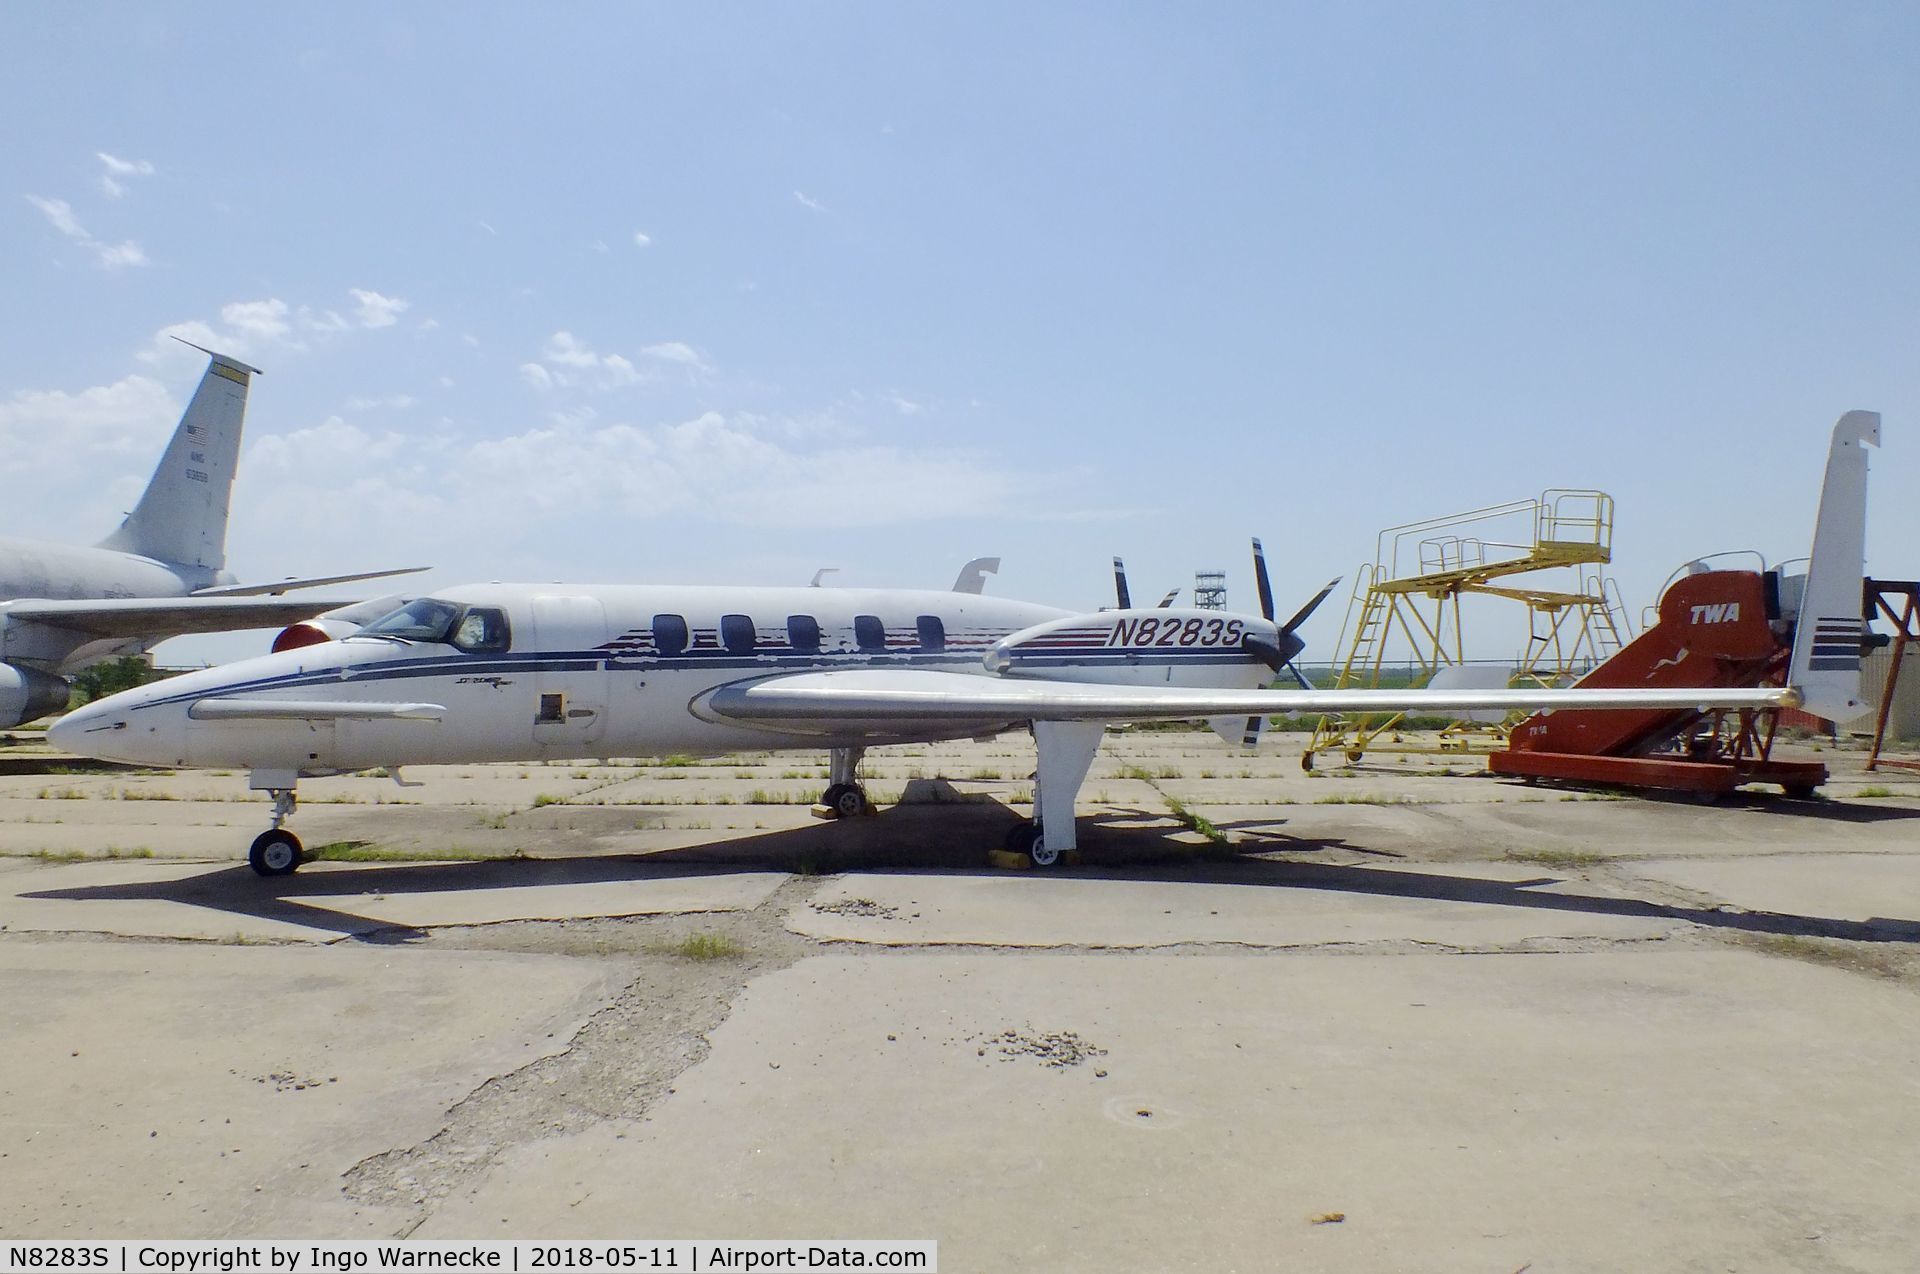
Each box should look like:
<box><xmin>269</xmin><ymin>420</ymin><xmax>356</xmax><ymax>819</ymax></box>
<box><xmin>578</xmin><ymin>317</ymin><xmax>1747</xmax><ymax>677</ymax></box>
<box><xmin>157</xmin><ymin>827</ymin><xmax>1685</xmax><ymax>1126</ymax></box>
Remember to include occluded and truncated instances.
<box><xmin>821</xmin><ymin>782</ymin><xmax>868</xmax><ymax>818</ymax></box>
<box><xmin>249</xmin><ymin>829</ymin><xmax>303</xmax><ymax>877</ymax></box>
<box><xmin>1004</xmin><ymin>821</ymin><xmax>1059</xmax><ymax>868</ymax></box>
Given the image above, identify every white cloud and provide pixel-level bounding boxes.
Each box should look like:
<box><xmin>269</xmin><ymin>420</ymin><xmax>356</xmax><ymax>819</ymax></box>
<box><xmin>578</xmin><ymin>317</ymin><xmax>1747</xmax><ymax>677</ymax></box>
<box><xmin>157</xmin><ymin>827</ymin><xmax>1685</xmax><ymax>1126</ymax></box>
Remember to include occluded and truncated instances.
<box><xmin>296</xmin><ymin>305</ymin><xmax>351</xmax><ymax>333</ymax></box>
<box><xmin>527</xmin><ymin>331</ymin><xmax>659</xmax><ymax>390</ymax></box>
<box><xmin>632</xmin><ymin>230</ymin><xmax>652</xmax><ymax>247</ymax></box>
<box><xmin>344</xmin><ymin>393</ymin><xmax>417</xmax><ymax>411</ymax></box>
<box><xmin>0</xmin><ymin>376</ymin><xmax>181</xmax><ymax>536</ymax></box>
<box><xmin>794</xmin><ymin>190</ymin><xmax>827</xmax><ymax>213</ymax></box>
<box><xmin>887</xmin><ymin>393</ymin><xmax>924</xmax><ymax>416</ymax></box>
<box><xmin>26</xmin><ymin>194</ymin><xmax>85</xmax><ymax>239</ymax></box>
<box><xmin>24</xmin><ymin>193</ymin><xmax>149</xmax><ymax>270</ymax></box>
<box><xmin>349</xmin><ymin>288</ymin><xmax>409</xmax><ymax>328</ymax></box>
<box><xmin>444</xmin><ymin>409</ymin><xmax>1040</xmax><ymax>529</ymax></box>
<box><xmin>640</xmin><ymin>340</ymin><xmax>705</xmax><ymax>368</ymax></box>
<box><xmin>221</xmin><ymin>298</ymin><xmax>290</xmax><ymax>340</ymax></box>
<box><xmin>96</xmin><ymin>152</ymin><xmax>155</xmax><ymax>199</ymax></box>
<box><xmin>92</xmin><ymin>240</ymin><xmax>148</xmax><ymax>269</ymax></box>
<box><xmin>591</xmin><ymin>239</ymin><xmax>610</xmax><ymax>254</ymax></box>
<box><xmin>544</xmin><ymin>331</ymin><xmax>601</xmax><ymax>368</ymax></box>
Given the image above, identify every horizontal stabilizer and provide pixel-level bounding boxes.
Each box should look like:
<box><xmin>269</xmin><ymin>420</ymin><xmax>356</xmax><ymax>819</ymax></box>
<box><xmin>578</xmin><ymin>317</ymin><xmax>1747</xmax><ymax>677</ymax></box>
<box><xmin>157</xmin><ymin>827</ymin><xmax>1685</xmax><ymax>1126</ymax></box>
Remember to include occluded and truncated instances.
<box><xmin>194</xmin><ymin>566</ymin><xmax>429</xmax><ymax>597</ymax></box>
<box><xmin>186</xmin><ymin>699</ymin><xmax>445</xmax><ymax>721</ymax></box>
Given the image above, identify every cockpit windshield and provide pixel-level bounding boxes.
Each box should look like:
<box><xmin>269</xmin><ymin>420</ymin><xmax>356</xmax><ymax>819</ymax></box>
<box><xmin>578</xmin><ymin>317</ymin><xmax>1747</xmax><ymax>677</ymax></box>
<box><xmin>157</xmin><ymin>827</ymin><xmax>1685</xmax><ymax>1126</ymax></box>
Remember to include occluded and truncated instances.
<box><xmin>355</xmin><ymin>598</ymin><xmax>513</xmax><ymax>652</ymax></box>
<box><xmin>358</xmin><ymin>598</ymin><xmax>462</xmax><ymax>643</ymax></box>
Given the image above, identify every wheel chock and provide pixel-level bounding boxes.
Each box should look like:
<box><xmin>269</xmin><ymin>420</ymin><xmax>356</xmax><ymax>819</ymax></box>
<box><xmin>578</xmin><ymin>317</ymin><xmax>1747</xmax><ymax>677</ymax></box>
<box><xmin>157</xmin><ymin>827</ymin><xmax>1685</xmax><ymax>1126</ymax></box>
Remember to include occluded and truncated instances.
<box><xmin>985</xmin><ymin>848</ymin><xmax>1084</xmax><ymax>870</ymax></box>
<box><xmin>810</xmin><ymin>802</ymin><xmax>883</xmax><ymax>820</ymax></box>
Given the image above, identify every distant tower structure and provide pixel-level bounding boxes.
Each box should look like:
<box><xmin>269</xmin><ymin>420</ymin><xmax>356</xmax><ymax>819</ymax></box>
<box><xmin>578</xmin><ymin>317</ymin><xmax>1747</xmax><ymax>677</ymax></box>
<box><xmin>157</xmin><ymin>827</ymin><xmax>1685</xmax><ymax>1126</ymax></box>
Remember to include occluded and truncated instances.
<box><xmin>1194</xmin><ymin>570</ymin><xmax>1227</xmax><ymax>610</ymax></box>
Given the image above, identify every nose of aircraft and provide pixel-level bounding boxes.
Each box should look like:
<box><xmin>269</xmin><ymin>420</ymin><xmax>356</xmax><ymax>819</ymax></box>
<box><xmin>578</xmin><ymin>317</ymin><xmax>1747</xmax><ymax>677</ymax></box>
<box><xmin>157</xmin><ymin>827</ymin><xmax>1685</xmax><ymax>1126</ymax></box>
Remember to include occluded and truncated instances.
<box><xmin>48</xmin><ymin>690</ymin><xmax>171</xmax><ymax>766</ymax></box>
<box><xmin>47</xmin><ymin>699</ymin><xmax>104</xmax><ymax>754</ymax></box>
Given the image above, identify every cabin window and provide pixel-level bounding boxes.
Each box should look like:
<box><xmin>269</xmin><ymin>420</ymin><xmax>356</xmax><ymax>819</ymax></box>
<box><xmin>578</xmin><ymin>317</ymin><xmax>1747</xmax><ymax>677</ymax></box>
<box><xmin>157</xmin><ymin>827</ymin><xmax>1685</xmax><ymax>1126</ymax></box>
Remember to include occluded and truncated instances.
<box><xmin>916</xmin><ymin>614</ymin><xmax>946</xmax><ymax>653</ymax></box>
<box><xmin>854</xmin><ymin>614</ymin><xmax>887</xmax><ymax>653</ymax></box>
<box><xmin>537</xmin><ymin>692</ymin><xmax>566</xmax><ymax>724</ymax></box>
<box><xmin>787</xmin><ymin>614</ymin><xmax>822</xmax><ymax>654</ymax></box>
<box><xmin>360</xmin><ymin>597</ymin><xmax>460</xmax><ymax>644</ymax></box>
<box><xmin>721</xmin><ymin>613</ymin><xmax>757</xmax><ymax>655</ymax></box>
<box><xmin>450</xmin><ymin>607</ymin><xmax>511</xmax><ymax>654</ymax></box>
<box><xmin>652</xmin><ymin>613</ymin><xmax>689</xmax><ymax>656</ymax></box>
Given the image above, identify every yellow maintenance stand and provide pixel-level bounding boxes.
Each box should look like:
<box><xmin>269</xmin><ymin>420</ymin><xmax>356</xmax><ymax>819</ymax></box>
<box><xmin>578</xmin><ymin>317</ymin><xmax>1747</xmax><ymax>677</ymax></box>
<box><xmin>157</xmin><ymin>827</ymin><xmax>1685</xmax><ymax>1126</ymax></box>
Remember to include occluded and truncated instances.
<box><xmin>1303</xmin><ymin>490</ymin><xmax>1633</xmax><ymax>768</ymax></box>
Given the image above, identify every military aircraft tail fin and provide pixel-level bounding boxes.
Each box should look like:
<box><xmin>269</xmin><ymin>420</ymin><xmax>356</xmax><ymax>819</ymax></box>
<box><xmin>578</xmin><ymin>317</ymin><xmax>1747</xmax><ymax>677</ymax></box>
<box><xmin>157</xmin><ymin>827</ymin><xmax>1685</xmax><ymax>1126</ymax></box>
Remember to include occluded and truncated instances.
<box><xmin>97</xmin><ymin>344</ymin><xmax>257</xmax><ymax>571</ymax></box>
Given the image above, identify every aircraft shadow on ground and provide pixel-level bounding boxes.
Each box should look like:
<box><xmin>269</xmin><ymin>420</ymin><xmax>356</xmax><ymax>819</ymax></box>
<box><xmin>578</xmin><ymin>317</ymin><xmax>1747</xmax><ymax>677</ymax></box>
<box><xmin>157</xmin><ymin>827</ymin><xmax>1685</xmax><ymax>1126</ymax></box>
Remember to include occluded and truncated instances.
<box><xmin>25</xmin><ymin>776</ymin><xmax>1920</xmax><ymax>945</ymax></box>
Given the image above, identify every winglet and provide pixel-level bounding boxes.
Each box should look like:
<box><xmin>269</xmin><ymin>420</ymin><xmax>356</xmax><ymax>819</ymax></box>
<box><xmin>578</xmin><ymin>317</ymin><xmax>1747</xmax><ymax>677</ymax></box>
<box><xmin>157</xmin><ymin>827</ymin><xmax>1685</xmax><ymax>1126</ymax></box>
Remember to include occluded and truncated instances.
<box><xmin>1786</xmin><ymin>410</ymin><xmax>1879</xmax><ymax>723</ymax></box>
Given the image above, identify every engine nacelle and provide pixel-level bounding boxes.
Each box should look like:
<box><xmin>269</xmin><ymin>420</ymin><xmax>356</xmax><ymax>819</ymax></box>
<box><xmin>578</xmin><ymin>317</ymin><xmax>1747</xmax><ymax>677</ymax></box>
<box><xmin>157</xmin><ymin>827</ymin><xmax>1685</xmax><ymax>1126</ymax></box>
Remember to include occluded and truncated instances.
<box><xmin>985</xmin><ymin>607</ymin><xmax>1275</xmax><ymax>690</ymax></box>
<box><xmin>0</xmin><ymin>662</ymin><xmax>73</xmax><ymax>729</ymax></box>
<box><xmin>271</xmin><ymin>618</ymin><xmax>361</xmax><ymax>652</ymax></box>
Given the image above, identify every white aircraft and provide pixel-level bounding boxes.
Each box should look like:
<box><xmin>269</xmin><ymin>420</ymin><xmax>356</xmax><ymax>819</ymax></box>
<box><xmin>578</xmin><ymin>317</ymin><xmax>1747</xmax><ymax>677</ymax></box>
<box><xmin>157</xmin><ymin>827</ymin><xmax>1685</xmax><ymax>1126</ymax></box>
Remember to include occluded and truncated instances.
<box><xmin>0</xmin><ymin>346</ymin><xmax>423</xmax><ymax>727</ymax></box>
<box><xmin>51</xmin><ymin>411</ymin><xmax>1878</xmax><ymax>875</ymax></box>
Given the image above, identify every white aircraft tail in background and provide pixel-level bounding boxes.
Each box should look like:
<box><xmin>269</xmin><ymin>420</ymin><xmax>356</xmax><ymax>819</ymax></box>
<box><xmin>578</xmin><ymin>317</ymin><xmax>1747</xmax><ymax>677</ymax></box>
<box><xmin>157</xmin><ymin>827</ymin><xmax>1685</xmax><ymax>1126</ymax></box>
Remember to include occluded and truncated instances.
<box><xmin>0</xmin><ymin>346</ymin><xmax>425</xmax><ymax>727</ymax></box>
<box><xmin>94</xmin><ymin>341</ymin><xmax>253</xmax><ymax>572</ymax></box>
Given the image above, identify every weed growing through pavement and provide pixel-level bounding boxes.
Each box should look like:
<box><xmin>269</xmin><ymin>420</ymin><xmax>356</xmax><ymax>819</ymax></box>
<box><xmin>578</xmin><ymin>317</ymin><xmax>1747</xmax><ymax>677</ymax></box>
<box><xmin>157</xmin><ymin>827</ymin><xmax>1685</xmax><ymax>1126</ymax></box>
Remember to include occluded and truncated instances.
<box><xmin>659</xmin><ymin>933</ymin><xmax>744</xmax><ymax>961</ymax></box>
<box><xmin>1505</xmin><ymin>849</ymin><xmax>1609</xmax><ymax>870</ymax></box>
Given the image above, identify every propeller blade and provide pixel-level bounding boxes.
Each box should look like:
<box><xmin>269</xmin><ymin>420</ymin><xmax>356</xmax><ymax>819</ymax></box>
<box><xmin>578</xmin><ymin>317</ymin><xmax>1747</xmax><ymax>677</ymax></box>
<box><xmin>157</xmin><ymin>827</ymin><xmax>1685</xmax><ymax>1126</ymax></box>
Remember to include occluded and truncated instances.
<box><xmin>1156</xmin><ymin>588</ymin><xmax>1180</xmax><ymax>608</ymax></box>
<box><xmin>1279</xmin><ymin>576</ymin><xmax>1342</xmax><ymax>635</ymax></box>
<box><xmin>1284</xmin><ymin>661</ymin><xmax>1315</xmax><ymax>691</ymax></box>
<box><xmin>1112</xmin><ymin>557</ymin><xmax>1132</xmax><ymax>609</ymax></box>
<box><xmin>1252</xmin><ymin>537</ymin><xmax>1276</xmax><ymax>622</ymax></box>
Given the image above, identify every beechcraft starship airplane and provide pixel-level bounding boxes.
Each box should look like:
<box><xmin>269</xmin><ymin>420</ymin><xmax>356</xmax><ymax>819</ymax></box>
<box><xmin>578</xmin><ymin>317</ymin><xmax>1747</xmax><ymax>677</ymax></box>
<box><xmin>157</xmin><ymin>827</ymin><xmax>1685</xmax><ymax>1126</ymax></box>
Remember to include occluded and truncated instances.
<box><xmin>51</xmin><ymin>411</ymin><xmax>1879</xmax><ymax>874</ymax></box>
<box><xmin>0</xmin><ymin>345</ymin><xmax>423</xmax><ymax>727</ymax></box>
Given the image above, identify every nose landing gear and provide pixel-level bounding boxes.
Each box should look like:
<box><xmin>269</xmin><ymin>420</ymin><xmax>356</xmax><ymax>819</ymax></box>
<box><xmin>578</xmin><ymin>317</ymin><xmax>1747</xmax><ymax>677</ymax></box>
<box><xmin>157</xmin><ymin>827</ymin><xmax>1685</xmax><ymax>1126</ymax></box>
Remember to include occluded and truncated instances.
<box><xmin>247</xmin><ymin>780</ymin><xmax>303</xmax><ymax>877</ymax></box>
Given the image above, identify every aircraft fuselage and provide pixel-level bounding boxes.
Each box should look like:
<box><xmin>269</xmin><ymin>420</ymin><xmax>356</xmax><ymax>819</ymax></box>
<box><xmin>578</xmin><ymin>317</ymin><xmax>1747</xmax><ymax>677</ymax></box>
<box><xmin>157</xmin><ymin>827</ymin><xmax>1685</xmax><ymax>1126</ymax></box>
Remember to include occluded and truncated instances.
<box><xmin>53</xmin><ymin>583</ymin><xmax>1098</xmax><ymax>769</ymax></box>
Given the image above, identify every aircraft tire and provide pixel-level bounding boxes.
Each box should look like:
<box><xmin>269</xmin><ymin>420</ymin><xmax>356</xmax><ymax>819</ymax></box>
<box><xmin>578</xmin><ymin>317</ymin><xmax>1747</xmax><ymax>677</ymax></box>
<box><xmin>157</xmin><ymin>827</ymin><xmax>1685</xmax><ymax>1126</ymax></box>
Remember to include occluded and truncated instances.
<box><xmin>249</xmin><ymin>829</ymin><xmax>303</xmax><ymax>877</ymax></box>
<box><xmin>821</xmin><ymin>783</ymin><xmax>868</xmax><ymax>818</ymax></box>
<box><xmin>1004</xmin><ymin>821</ymin><xmax>1057</xmax><ymax>868</ymax></box>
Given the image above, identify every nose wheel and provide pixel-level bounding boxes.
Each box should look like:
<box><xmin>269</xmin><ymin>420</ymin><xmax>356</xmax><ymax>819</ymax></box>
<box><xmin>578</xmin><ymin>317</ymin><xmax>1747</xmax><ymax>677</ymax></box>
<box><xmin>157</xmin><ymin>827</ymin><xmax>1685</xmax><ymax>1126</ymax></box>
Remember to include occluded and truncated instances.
<box><xmin>247</xmin><ymin>783</ymin><xmax>304</xmax><ymax>876</ymax></box>
<box><xmin>249</xmin><ymin>828</ymin><xmax>303</xmax><ymax>877</ymax></box>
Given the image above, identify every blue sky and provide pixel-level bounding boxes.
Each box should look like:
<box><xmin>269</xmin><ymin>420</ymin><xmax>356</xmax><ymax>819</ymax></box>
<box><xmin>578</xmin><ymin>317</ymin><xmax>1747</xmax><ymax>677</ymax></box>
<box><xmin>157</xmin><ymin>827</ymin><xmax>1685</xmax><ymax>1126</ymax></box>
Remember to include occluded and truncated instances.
<box><xmin>2</xmin><ymin>3</ymin><xmax>1914</xmax><ymax>666</ymax></box>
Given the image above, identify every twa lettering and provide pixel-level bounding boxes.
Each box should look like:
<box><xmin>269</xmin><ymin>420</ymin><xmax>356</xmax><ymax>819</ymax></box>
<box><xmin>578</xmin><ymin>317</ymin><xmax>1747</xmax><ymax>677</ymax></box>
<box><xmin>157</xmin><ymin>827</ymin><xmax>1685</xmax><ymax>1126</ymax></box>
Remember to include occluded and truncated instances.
<box><xmin>1107</xmin><ymin>617</ymin><xmax>1245</xmax><ymax>647</ymax></box>
<box><xmin>1689</xmin><ymin>602</ymin><xmax>1741</xmax><ymax>624</ymax></box>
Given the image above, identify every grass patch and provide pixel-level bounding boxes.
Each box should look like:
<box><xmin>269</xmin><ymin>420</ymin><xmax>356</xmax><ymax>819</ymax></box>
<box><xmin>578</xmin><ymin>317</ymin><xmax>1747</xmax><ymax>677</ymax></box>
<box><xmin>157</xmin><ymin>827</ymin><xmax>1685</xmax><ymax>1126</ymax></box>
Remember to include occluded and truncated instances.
<box><xmin>1162</xmin><ymin>794</ymin><xmax>1229</xmax><ymax>846</ymax></box>
<box><xmin>25</xmin><ymin>846</ymin><xmax>154</xmax><ymax>862</ymax></box>
<box><xmin>659</xmin><ymin>932</ymin><xmax>745</xmax><ymax>961</ymax></box>
<box><xmin>35</xmin><ymin>787</ymin><xmax>89</xmax><ymax>800</ymax></box>
<box><xmin>1505</xmin><ymin>849</ymin><xmax>1609</xmax><ymax>870</ymax></box>
<box><xmin>531</xmin><ymin>793</ymin><xmax>564</xmax><ymax>808</ymax></box>
<box><xmin>1854</xmin><ymin>786</ymin><xmax>1896</xmax><ymax>799</ymax></box>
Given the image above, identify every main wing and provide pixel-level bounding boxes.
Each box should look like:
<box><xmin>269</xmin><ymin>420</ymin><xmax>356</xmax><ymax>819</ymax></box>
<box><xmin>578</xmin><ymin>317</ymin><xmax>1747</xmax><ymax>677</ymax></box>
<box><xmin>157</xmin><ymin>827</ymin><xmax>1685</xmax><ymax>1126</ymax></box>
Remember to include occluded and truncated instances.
<box><xmin>0</xmin><ymin>596</ymin><xmax>366</xmax><ymax>641</ymax></box>
<box><xmin>695</xmin><ymin>668</ymin><xmax>1796</xmax><ymax>733</ymax></box>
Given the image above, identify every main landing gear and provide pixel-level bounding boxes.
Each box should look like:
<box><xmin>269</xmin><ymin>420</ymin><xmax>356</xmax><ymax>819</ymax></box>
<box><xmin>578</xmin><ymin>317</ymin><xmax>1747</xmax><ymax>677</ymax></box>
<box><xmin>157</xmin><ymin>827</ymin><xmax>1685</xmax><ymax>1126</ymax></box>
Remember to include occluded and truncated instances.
<box><xmin>1005</xmin><ymin>720</ymin><xmax>1105</xmax><ymax>869</ymax></box>
<box><xmin>247</xmin><ymin>775</ymin><xmax>303</xmax><ymax>877</ymax></box>
<box><xmin>818</xmin><ymin>746</ymin><xmax>872</xmax><ymax>818</ymax></box>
